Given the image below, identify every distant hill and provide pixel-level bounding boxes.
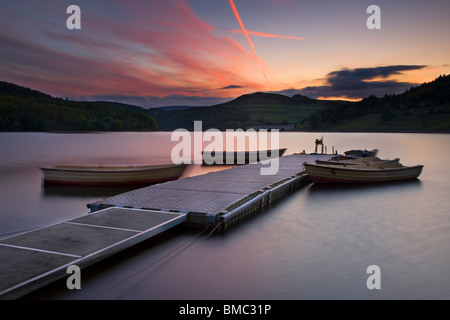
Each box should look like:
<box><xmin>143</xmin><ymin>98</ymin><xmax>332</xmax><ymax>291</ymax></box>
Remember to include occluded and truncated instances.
<box><xmin>217</xmin><ymin>92</ymin><xmax>292</xmax><ymax>106</ymax></box>
<box><xmin>153</xmin><ymin>91</ymin><xmax>348</xmax><ymax>130</ymax></box>
<box><xmin>158</xmin><ymin>105</ymin><xmax>205</xmax><ymax>111</ymax></box>
<box><xmin>216</xmin><ymin>92</ymin><xmax>317</xmax><ymax>107</ymax></box>
<box><xmin>0</xmin><ymin>82</ymin><xmax>158</xmax><ymax>132</ymax></box>
<box><xmin>152</xmin><ymin>104</ymin><xmax>250</xmax><ymax>131</ymax></box>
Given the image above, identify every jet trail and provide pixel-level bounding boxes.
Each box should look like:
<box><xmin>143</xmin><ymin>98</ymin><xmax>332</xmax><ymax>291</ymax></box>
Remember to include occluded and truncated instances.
<box><xmin>228</xmin><ymin>0</ymin><xmax>270</xmax><ymax>89</ymax></box>
<box><xmin>230</xmin><ymin>29</ymin><xmax>306</xmax><ymax>40</ymax></box>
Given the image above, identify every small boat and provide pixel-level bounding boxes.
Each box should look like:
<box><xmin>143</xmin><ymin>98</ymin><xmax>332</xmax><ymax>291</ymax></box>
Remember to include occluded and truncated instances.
<box><xmin>202</xmin><ymin>148</ymin><xmax>287</xmax><ymax>165</ymax></box>
<box><xmin>315</xmin><ymin>157</ymin><xmax>400</xmax><ymax>166</ymax></box>
<box><xmin>344</xmin><ymin>149</ymin><xmax>378</xmax><ymax>158</ymax></box>
<box><xmin>304</xmin><ymin>162</ymin><xmax>423</xmax><ymax>184</ymax></box>
<box><xmin>40</xmin><ymin>163</ymin><xmax>187</xmax><ymax>186</ymax></box>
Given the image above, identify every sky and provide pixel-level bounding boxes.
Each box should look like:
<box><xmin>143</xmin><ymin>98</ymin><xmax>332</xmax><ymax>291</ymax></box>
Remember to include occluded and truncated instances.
<box><xmin>1</xmin><ymin>0</ymin><xmax>449</xmax><ymax>107</ymax></box>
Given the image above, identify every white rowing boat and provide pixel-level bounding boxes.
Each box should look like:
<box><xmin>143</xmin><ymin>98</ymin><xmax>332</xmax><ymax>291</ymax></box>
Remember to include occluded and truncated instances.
<box><xmin>202</xmin><ymin>148</ymin><xmax>287</xmax><ymax>165</ymax></box>
<box><xmin>41</xmin><ymin>163</ymin><xmax>187</xmax><ymax>186</ymax></box>
<box><xmin>304</xmin><ymin>162</ymin><xmax>423</xmax><ymax>184</ymax></box>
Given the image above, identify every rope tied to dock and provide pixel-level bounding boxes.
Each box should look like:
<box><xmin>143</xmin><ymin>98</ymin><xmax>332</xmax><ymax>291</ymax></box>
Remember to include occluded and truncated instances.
<box><xmin>93</xmin><ymin>226</ymin><xmax>210</xmax><ymax>299</ymax></box>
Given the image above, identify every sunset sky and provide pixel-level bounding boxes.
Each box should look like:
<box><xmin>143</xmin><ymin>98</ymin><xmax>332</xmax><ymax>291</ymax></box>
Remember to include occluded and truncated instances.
<box><xmin>1</xmin><ymin>0</ymin><xmax>449</xmax><ymax>107</ymax></box>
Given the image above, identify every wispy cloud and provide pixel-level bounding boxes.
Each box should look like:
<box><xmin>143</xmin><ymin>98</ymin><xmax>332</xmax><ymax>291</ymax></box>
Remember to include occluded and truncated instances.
<box><xmin>219</xmin><ymin>85</ymin><xmax>243</xmax><ymax>89</ymax></box>
<box><xmin>0</xmin><ymin>0</ymin><xmax>265</xmax><ymax>100</ymax></box>
<box><xmin>2</xmin><ymin>1</ymin><xmax>446</xmax><ymax>107</ymax></box>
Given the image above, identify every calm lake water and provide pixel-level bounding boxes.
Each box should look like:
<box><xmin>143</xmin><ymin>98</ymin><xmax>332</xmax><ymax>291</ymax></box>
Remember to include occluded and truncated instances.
<box><xmin>0</xmin><ymin>132</ymin><xmax>449</xmax><ymax>300</ymax></box>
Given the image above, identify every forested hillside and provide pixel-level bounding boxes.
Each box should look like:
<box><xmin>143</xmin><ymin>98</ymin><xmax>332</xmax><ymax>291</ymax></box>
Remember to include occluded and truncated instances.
<box><xmin>0</xmin><ymin>81</ymin><xmax>158</xmax><ymax>131</ymax></box>
<box><xmin>299</xmin><ymin>75</ymin><xmax>450</xmax><ymax>132</ymax></box>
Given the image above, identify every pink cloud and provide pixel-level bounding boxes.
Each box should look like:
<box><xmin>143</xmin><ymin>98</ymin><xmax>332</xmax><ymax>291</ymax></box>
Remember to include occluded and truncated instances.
<box><xmin>0</xmin><ymin>0</ymin><xmax>267</xmax><ymax>104</ymax></box>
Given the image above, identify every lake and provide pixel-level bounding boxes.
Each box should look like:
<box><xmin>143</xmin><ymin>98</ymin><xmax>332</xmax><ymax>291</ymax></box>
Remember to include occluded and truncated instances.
<box><xmin>0</xmin><ymin>131</ymin><xmax>449</xmax><ymax>300</ymax></box>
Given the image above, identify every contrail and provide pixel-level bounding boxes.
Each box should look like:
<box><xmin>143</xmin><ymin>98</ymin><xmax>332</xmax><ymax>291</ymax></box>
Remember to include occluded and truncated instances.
<box><xmin>228</xmin><ymin>0</ymin><xmax>270</xmax><ymax>89</ymax></box>
<box><xmin>230</xmin><ymin>29</ymin><xmax>306</xmax><ymax>40</ymax></box>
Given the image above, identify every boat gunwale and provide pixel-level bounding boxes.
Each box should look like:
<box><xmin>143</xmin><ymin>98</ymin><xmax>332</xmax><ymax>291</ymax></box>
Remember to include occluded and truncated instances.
<box><xmin>315</xmin><ymin>157</ymin><xmax>401</xmax><ymax>166</ymax></box>
<box><xmin>40</xmin><ymin>164</ymin><xmax>186</xmax><ymax>173</ymax></box>
<box><xmin>304</xmin><ymin>163</ymin><xmax>423</xmax><ymax>173</ymax></box>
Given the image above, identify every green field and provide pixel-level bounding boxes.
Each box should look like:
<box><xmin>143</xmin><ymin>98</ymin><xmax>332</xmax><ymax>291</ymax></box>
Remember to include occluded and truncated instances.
<box><xmin>295</xmin><ymin>106</ymin><xmax>450</xmax><ymax>132</ymax></box>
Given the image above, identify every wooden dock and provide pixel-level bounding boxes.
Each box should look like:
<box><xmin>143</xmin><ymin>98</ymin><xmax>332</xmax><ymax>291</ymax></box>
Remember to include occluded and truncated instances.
<box><xmin>0</xmin><ymin>154</ymin><xmax>332</xmax><ymax>300</ymax></box>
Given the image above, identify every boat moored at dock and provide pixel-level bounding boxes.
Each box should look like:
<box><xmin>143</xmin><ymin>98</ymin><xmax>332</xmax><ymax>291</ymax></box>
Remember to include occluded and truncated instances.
<box><xmin>304</xmin><ymin>162</ymin><xmax>423</xmax><ymax>184</ymax></box>
<box><xmin>314</xmin><ymin>157</ymin><xmax>400</xmax><ymax>166</ymax></box>
<box><xmin>202</xmin><ymin>148</ymin><xmax>287</xmax><ymax>165</ymax></box>
<box><xmin>344</xmin><ymin>149</ymin><xmax>379</xmax><ymax>158</ymax></box>
<box><xmin>40</xmin><ymin>163</ymin><xmax>187</xmax><ymax>186</ymax></box>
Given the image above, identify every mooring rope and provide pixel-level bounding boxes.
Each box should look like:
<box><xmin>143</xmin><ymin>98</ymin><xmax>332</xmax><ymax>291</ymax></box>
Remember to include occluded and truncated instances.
<box><xmin>93</xmin><ymin>226</ymin><xmax>210</xmax><ymax>299</ymax></box>
<box><xmin>206</xmin><ymin>220</ymin><xmax>224</xmax><ymax>238</ymax></box>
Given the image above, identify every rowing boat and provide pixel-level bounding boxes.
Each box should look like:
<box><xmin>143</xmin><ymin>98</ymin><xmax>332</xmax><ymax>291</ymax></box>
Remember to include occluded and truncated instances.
<box><xmin>202</xmin><ymin>148</ymin><xmax>287</xmax><ymax>165</ymax></box>
<box><xmin>344</xmin><ymin>149</ymin><xmax>378</xmax><ymax>158</ymax></box>
<box><xmin>304</xmin><ymin>162</ymin><xmax>423</xmax><ymax>184</ymax></box>
<box><xmin>315</xmin><ymin>157</ymin><xmax>400</xmax><ymax>166</ymax></box>
<box><xmin>40</xmin><ymin>163</ymin><xmax>187</xmax><ymax>186</ymax></box>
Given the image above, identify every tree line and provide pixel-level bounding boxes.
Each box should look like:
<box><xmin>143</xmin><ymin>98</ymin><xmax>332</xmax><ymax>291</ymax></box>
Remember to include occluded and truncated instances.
<box><xmin>0</xmin><ymin>81</ymin><xmax>158</xmax><ymax>132</ymax></box>
<box><xmin>307</xmin><ymin>74</ymin><xmax>450</xmax><ymax>129</ymax></box>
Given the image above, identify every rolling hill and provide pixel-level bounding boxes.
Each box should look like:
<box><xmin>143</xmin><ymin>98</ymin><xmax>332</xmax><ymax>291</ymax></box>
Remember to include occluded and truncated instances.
<box><xmin>153</xmin><ymin>92</ymin><xmax>348</xmax><ymax>131</ymax></box>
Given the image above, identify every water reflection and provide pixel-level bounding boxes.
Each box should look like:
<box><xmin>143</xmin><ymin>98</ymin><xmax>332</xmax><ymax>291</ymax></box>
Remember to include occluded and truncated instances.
<box><xmin>41</xmin><ymin>184</ymin><xmax>140</xmax><ymax>199</ymax></box>
<box><xmin>306</xmin><ymin>178</ymin><xmax>423</xmax><ymax>194</ymax></box>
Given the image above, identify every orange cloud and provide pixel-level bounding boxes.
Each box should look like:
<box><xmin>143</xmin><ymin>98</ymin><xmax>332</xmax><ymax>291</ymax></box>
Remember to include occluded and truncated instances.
<box><xmin>317</xmin><ymin>96</ymin><xmax>362</xmax><ymax>102</ymax></box>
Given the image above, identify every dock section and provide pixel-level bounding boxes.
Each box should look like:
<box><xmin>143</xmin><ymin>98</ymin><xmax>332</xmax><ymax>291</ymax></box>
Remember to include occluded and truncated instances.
<box><xmin>88</xmin><ymin>154</ymin><xmax>333</xmax><ymax>231</ymax></box>
<box><xmin>0</xmin><ymin>207</ymin><xmax>186</xmax><ymax>300</ymax></box>
<box><xmin>0</xmin><ymin>153</ymin><xmax>332</xmax><ymax>299</ymax></box>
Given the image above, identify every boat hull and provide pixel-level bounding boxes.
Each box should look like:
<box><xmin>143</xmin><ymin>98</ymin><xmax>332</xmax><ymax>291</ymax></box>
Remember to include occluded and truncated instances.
<box><xmin>41</xmin><ymin>164</ymin><xmax>187</xmax><ymax>186</ymax></box>
<box><xmin>304</xmin><ymin>163</ymin><xmax>423</xmax><ymax>184</ymax></box>
<box><xmin>202</xmin><ymin>148</ymin><xmax>287</xmax><ymax>165</ymax></box>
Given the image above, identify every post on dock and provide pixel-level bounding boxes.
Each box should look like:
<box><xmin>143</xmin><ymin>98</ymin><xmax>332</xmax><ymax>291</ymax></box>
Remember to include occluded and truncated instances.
<box><xmin>314</xmin><ymin>136</ymin><xmax>324</xmax><ymax>154</ymax></box>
